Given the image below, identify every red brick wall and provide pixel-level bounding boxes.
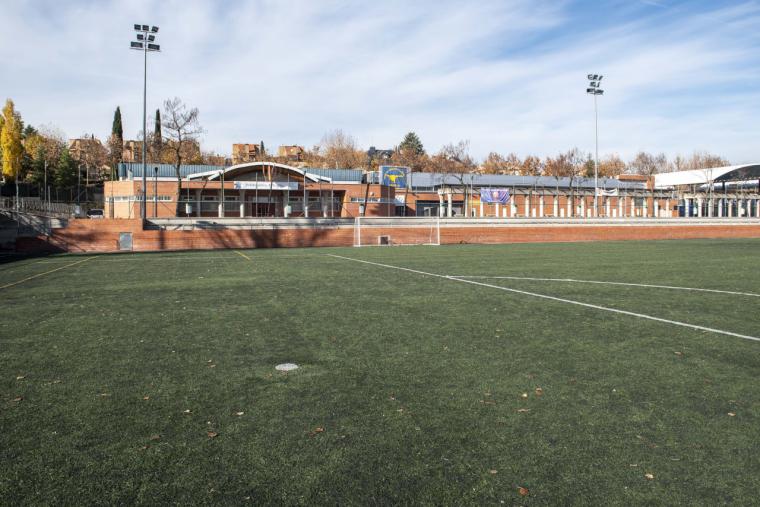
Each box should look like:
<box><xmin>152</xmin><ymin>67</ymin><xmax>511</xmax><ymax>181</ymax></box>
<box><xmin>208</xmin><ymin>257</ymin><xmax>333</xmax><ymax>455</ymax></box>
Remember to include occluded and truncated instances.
<box><xmin>15</xmin><ymin>219</ymin><xmax>760</xmax><ymax>253</ymax></box>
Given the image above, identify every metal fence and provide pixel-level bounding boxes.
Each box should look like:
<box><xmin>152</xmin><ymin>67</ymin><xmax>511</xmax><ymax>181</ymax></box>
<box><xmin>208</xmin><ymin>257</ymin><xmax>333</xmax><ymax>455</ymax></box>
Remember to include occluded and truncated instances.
<box><xmin>0</xmin><ymin>197</ymin><xmax>80</xmax><ymax>217</ymax></box>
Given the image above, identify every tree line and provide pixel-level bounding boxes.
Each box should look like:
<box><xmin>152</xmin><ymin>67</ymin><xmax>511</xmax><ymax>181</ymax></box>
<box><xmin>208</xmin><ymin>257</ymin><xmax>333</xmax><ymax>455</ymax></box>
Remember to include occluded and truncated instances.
<box><xmin>1</xmin><ymin>95</ymin><xmax>732</xmax><ymax>203</ymax></box>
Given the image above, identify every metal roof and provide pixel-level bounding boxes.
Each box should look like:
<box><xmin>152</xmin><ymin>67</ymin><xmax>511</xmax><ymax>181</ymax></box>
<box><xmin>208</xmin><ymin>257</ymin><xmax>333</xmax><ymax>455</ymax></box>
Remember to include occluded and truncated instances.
<box><xmin>119</xmin><ymin>163</ymin><xmax>224</xmax><ymax>179</ymax></box>
<box><xmin>303</xmin><ymin>168</ymin><xmax>364</xmax><ymax>182</ymax></box>
<box><xmin>654</xmin><ymin>164</ymin><xmax>760</xmax><ymax>189</ymax></box>
<box><xmin>405</xmin><ymin>172</ymin><xmax>645</xmax><ymax>190</ymax></box>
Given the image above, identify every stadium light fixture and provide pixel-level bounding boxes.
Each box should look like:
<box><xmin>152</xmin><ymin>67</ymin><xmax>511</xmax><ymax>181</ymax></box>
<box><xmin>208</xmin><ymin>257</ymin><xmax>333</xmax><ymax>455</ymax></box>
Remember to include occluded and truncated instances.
<box><xmin>586</xmin><ymin>73</ymin><xmax>605</xmax><ymax>218</ymax></box>
<box><xmin>130</xmin><ymin>23</ymin><xmax>161</xmax><ymax>220</ymax></box>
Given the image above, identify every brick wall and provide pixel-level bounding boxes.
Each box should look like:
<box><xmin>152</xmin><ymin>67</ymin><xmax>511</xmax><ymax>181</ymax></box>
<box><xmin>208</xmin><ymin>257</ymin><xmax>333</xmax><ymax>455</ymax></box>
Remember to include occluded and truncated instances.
<box><xmin>15</xmin><ymin>219</ymin><xmax>760</xmax><ymax>254</ymax></box>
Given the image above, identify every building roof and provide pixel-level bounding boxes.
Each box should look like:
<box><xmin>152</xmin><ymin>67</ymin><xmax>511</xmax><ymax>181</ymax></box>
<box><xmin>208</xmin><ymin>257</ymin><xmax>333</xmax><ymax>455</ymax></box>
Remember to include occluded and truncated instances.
<box><xmin>119</xmin><ymin>163</ymin><xmax>225</xmax><ymax>179</ymax></box>
<box><xmin>119</xmin><ymin>162</ymin><xmax>363</xmax><ymax>183</ymax></box>
<box><xmin>404</xmin><ymin>172</ymin><xmax>646</xmax><ymax>190</ymax></box>
<box><xmin>187</xmin><ymin>161</ymin><xmax>334</xmax><ymax>183</ymax></box>
<box><xmin>654</xmin><ymin>164</ymin><xmax>760</xmax><ymax>189</ymax></box>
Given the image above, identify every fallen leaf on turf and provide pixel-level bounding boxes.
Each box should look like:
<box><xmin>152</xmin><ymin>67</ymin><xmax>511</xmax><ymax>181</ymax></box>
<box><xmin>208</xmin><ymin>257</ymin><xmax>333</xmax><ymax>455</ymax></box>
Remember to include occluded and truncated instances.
<box><xmin>308</xmin><ymin>427</ymin><xmax>325</xmax><ymax>437</ymax></box>
<box><xmin>489</xmin><ymin>469</ymin><xmax>498</xmax><ymax>475</ymax></box>
<box><xmin>16</xmin><ymin>376</ymin><xmax>25</xmax><ymax>380</ymax></box>
<box><xmin>149</xmin><ymin>434</ymin><xmax>160</xmax><ymax>441</ymax></box>
<box><xmin>480</xmin><ymin>399</ymin><xmax>496</xmax><ymax>405</ymax></box>
<box><xmin>517</xmin><ymin>408</ymin><xmax>530</xmax><ymax>413</ymax></box>
<box><xmin>728</xmin><ymin>412</ymin><xmax>736</xmax><ymax>417</ymax></box>
<box><xmin>142</xmin><ymin>396</ymin><xmax>150</xmax><ymax>401</ymax></box>
<box><xmin>100</xmin><ymin>393</ymin><xmax>111</xmax><ymax>397</ymax></box>
<box><xmin>208</xmin><ymin>364</ymin><xmax>216</xmax><ymax>368</ymax></box>
<box><xmin>644</xmin><ymin>473</ymin><xmax>654</xmax><ymax>480</ymax></box>
<box><xmin>183</xmin><ymin>409</ymin><xmax>192</xmax><ymax>414</ymax></box>
<box><xmin>207</xmin><ymin>360</ymin><xmax>213</xmax><ymax>363</ymax></box>
<box><xmin>52</xmin><ymin>380</ymin><xmax>62</xmax><ymax>384</ymax></box>
<box><xmin>520</xmin><ymin>393</ymin><xmax>528</xmax><ymax>399</ymax></box>
<box><xmin>207</xmin><ymin>431</ymin><xmax>218</xmax><ymax>438</ymax></box>
<box><xmin>12</xmin><ymin>396</ymin><xmax>23</xmax><ymax>402</ymax></box>
<box><xmin>518</xmin><ymin>487</ymin><xmax>529</xmax><ymax>496</ymax></box>
<box><xmin>535</xmin><ymin>387</ymin><xmax>544</xmax><ymax>396</ymax></box>
<box><xmin>234</xmin><ymin>412</ymin><xmax>244</xmax><ymax>416</ymax></box>
<box><xmin>674</xmin><ymin>351</ymin><xmax>683</xmax><ymax>356</ymax></box>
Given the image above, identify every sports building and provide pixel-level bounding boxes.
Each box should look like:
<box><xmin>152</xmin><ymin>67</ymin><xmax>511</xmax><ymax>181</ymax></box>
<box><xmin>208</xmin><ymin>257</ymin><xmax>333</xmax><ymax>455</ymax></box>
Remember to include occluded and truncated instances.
<box><xmin>104</xmin><ymin>162</ymin><xmax>760</xmax><ymax>220</ymax></box>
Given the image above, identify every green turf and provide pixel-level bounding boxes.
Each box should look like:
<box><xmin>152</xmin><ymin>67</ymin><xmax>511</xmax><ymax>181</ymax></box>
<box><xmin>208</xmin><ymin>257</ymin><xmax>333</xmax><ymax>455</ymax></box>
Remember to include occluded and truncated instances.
<box><xmin>2</xmin><ymin>240</ymin><xmax>759</xmax><ymax>504</ymax></box>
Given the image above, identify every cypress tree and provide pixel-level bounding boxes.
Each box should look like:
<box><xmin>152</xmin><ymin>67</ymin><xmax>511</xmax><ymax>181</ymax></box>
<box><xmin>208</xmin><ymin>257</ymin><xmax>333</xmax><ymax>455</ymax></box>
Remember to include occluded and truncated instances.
<box><xmin>153</xmin><ymin>109</ymin><xmax>162</xmax><ymax>162</ymax></box>
<box><xmin>109</xmin><ymin>107</ymin><xmax>124</xmax><ymax>167</ymax></box>
<box><xmin>112</xmin><ymin>107</ymin><xmax>123</xmax><ymax>139</ymax></box>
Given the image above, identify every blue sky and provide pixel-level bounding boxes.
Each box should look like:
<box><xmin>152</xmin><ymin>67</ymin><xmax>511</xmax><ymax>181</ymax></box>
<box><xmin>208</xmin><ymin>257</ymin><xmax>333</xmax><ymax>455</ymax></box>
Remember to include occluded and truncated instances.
<box><xmin>2</xmin><ymin>0</ymin><xmax>759</xmax><ymax>162</ymax></box>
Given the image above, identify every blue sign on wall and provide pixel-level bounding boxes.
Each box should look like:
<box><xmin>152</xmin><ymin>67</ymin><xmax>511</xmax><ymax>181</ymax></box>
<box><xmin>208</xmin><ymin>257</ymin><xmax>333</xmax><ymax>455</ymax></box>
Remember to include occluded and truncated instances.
<box><xmin>380</xmin><ymin>166</ymin><xmax>409</xmax><ymax>189</ymax></box>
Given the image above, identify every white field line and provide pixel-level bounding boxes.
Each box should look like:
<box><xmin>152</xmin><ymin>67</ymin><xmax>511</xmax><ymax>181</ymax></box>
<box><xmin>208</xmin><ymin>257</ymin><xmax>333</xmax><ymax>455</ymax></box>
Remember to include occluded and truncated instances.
<box><xmin>327</xmin><ymin>254</ymin><xmax>760</xmax><ymax>343</ymax></box>
<box><xmin>447</xmin><ymin>275</ymin><xmax>760</xmax><ymax>298</ymax></box>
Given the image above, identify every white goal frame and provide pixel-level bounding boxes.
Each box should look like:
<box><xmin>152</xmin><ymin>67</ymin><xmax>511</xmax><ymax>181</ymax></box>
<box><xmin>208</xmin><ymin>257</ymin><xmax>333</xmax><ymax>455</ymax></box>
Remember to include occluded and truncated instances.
<box><xmin>354</xmin><ymin>217</ymin><xmax>441</xmax><ymax>247</ymax></box>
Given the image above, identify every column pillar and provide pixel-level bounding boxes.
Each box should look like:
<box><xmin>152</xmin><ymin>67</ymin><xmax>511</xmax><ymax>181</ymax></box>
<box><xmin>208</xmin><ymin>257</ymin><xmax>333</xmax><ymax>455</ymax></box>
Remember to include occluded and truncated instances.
<box><xmin>654</xmin><ymin>198</ymin><xmax>659</xmax><ymax>218</ymax></box>
<box><xmin>580</xmin><ymin>196</ymin><xmax>586</xmax><ymax>218</ymax></box>
<box><xmin>304</xmin><ymin>190</ymin><xmax>309</xmax><ymax>217</ymax></box>
<box><xmin>665</xmin><ymin>199</ymin><xmax>670</xmax><ymax>217</ymax></box>
<box><xmin>566</xmin><ymin>196</ymin><xmax>572</xmax><ymax>218</ymax></box>
<box><xmin>697</xmin><ymin>197</ymin><xmax>703</xmax><ymax>217</ymax></box>
<box><xmin>718</xmin><ymin>198</ymin><xmax>723</xmax><ymax>217</ymax></box>
<box><xmin>707</xmin><ymin>198</ymin><xmax>713</xmax><ymax>217</ymax></box>
<box><xmin>438</xmin><ymin>193</ymin><xmax>445</xmax><ymax>217</ymax></box>
<box><xmin>618</xmin><ymin>197</ymin><xmax>623</xmax><ymax>218</ymax></box>
<box><xmin>553</xmin><ymin>196</ymin><xmax>559</xmax><ymax>217</ymax></box>
<box><xmin>510</xmin><ymin>196</ymin><xmax>517</xmax><ymax>217</ymax></box>
<box><xmin>756</xmin><ymin>199</ymin><xmax>760</xmax><ymax>218</ymax></box>
<box><xmin>479</xmin><ymin>200</ymin><xmax>484</xmax><ymax>218</ymax></box>
<box><xmin>524</xmin><ymin>194</ymin><xmax>530</xmax><ymax>217</ymax></box>
<box><xmin>643</xmin><ymin>197</ymin><xmax>648</xmax><ymax>217</ymax></box>
<box><xmin>605</xmin><ymin>198</ymin><xmax>611</xmax><ymax>217</ymax></box>
<box><xmin>630</xmin><ymin>197</ymin><xmax>635</xmax><ymax>217</ymax></box>
<box><xmin>446</xmin><ymin>192</ymin><xmax>453</xmax><ymax>217</ymax></box>
<box><xmin>728</xmin><ymin>199</ymin><xmax>733</xmax><ymax>217</ymax></box>
<box><xmin>239</xmin><ymin>190</ymin><xmax>245</xmax><ymax>217</ymax></box>
<box><xmin>539</xmin><ymin>195</ymin><xmax>544</xmax><ymax>217</ymax></box>
<box><xmin>218</xmin><ymin>189</ymin><xmax>224</xmax><ymax>218</ymax></box>
<box><xmin>195</xmin><ymin>189</ymin><xmax>201</xmax><ymax>217</ymax></box>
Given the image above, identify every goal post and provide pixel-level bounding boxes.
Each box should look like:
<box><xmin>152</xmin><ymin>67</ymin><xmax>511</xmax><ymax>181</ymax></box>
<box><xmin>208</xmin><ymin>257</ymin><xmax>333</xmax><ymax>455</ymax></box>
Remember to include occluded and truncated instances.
<box><xmin>354</xmin><ymin>217</ymin><xmax>441</xmax><ymax>247</ymax></box>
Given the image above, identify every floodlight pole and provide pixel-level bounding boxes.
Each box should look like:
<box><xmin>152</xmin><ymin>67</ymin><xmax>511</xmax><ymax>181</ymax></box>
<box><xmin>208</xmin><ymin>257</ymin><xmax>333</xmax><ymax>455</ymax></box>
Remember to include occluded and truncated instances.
<box><xmin>141</xmin><ymin>39</ymin><xmax>147</xmax><ymax>221</ymax></box>
<box><xmin>131</xmin><ymin>24</ymin><xmax>159</xmax><ymax>220</ymax></box>
<box><xmin>586</xmin><ymin>74</ymin><xmax>603</xmax><ymax>218</ymax></box>
<box><xmin>594</xmin><ymin>91</ymin><xmax>599</xmax><ymax>217</ymax></box>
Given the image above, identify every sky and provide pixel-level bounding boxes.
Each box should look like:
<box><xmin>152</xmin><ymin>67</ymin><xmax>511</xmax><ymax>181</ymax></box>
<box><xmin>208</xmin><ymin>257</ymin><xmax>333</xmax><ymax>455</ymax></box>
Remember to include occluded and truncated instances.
<box><xmin>2</xmin><ymin>0</ymin><xmax>759</xmax><ymax>163</ymax></box>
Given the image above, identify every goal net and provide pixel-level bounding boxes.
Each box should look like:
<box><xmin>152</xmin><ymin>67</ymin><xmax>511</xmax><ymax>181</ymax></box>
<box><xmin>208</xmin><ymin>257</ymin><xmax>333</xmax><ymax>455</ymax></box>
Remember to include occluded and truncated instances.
<box><xmin>354</xmin><ymin>217</ymin><xmax>441</xmax><ymax>247</ymax></box>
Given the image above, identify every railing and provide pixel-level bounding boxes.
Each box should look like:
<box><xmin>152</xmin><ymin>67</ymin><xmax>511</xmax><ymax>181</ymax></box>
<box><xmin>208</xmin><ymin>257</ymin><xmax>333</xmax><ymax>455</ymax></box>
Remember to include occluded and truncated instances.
<box><xmin>0</xmin><ymin>197</ymin><xmax>79</xmax><ymax>217</ymax></box>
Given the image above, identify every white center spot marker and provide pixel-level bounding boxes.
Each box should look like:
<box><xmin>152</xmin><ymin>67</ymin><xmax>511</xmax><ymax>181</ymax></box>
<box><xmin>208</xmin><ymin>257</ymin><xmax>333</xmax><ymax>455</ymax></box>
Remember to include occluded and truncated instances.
<box><xmin>275</xmin><ymin>363</ymin><xmax>299</xmax><ymax>372</ymax></box>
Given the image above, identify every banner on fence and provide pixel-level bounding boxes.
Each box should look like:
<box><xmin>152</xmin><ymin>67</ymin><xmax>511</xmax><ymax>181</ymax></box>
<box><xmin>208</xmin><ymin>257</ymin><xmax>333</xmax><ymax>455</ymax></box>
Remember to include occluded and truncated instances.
<box><xmin>480</xmin><ymin>188</ymin><xmax>511</xmax><ymax>204</ymax></box>
<box><xmin>596</xmin><ymin>188</ymin><xmax>619</xmax><ymax>197</ymax></box>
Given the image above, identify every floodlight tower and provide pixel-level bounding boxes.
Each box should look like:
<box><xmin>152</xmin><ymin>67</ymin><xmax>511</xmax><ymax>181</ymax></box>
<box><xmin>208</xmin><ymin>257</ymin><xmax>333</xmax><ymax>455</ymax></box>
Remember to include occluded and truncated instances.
<box><xmin>130</xmin><ymin>24</ymin><xmax>160</xmax><ymax>220</ymax></box>
<box><xmin>586</xmin><ymin>74</ymin><xmax>604</xmax><ymax>217</ymax></box>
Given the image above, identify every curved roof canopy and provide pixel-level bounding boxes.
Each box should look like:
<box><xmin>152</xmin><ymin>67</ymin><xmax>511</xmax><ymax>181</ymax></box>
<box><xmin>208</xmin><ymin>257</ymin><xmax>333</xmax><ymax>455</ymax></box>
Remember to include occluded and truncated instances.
<box><xmin>187</xmin><ymin>161</ymin><xmax>331</xmax><ymax>183</ymax></box>
<box><xmin>654</xmin><ymin>164</ymin><xmax>760</xmax><ymax>189</ymax></box>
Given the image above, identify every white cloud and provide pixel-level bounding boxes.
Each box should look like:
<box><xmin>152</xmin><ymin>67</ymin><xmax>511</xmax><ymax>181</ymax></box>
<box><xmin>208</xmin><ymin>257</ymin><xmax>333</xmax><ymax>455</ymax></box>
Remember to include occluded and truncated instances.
<box><xmin>1</xmin><ymin>0</ymin><xmax>758</xmax><ymax>163</ymax></box>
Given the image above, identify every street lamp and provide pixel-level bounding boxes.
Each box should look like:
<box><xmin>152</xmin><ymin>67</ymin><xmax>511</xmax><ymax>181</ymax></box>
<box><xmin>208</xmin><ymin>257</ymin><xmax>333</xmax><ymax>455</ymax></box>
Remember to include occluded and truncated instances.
<box><xmin>153</xmin><ymin>166</ymin><xmax>159</xmax><ymax>217</ymax></box>
<box><xmin>586</xmin><ymin>74</ymin><xmax>604</xmax><ymax>217</ymax></box>
<box><xmin>130</xmin><ymin>24</ymin><xmax>160</xmax><ymax>220</ymax></box>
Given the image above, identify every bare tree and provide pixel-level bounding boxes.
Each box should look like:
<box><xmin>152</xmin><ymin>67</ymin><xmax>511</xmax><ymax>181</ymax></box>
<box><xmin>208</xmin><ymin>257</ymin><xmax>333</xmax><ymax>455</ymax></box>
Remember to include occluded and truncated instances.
<box><xmin>628</xmin><ymin>151</ymin><xmax>668</xmax><ymax>177</ymax></box>
<box><xmin>598</xmin><ymin>154</ymin><xmax>626</xmax><ymax>177</ymax></box>
<box><xmin>161</xmin><ymin>97</ymin><xmax>204</xmax><ymax>216</ymax></box>
<box><xmin>320</xmin><ymin>130</ymin><xmax>364</xmax><ymax>169</ymax></box>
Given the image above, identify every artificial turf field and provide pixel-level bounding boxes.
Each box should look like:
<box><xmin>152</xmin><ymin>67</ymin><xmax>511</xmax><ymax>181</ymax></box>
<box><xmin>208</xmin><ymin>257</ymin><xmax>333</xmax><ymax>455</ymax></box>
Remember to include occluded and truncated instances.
<box><xmin>1</xmin><ymin>239</ymin><xmax>759</xmax><ymax>505</ymax></box>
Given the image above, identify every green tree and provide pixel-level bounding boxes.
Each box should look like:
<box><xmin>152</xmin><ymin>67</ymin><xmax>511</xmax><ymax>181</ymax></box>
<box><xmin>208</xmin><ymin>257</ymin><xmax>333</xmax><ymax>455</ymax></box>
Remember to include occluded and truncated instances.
<box><xmin>399</xmin><ymin>132</ymin><xmax>425</xmax><ymax>156</ymax></box>
<box><xmin>152</xmin><ymin>109</ymin><xmax>162</xmax><ymax>161</ymax></box>
<box><xmin>1</xmin><ymin>99</ymin><xmax>24</xmax><ymax>180</ymax></box>
<box><xmin>109</xmin><ymin>106</ymin><xmax>124</xmax><ymax>169</ymax></box>
<box><xmin>55</xmin><ymin>147</ymin><xmax>79</xmax><ymax>189</ymax></box>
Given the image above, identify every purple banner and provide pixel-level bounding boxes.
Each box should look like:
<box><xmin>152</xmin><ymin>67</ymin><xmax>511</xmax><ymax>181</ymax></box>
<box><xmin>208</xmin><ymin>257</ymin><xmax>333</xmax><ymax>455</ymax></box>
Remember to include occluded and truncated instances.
<box><xmin>480</xmin><ymin>188</ymin><xmax>511</xmax><ymax>204</ymax></box>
